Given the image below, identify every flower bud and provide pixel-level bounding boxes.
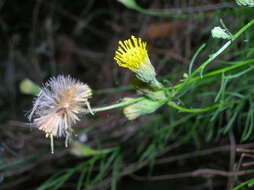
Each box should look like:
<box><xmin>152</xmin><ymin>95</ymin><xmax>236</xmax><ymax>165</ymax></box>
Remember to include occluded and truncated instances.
<box><xmin>69</xmin><ymin>141</ymin><xmax>111</xmax><ymax>157</ymax></box>
<box><xmin>211</xmin><ymin>26</ymin><xmax>231</xmax><ymax>40</ymax></box>
<box><xmin>123</xmin><ymin>97</ymin><xmax>165</xmax><ymax>120</ymax></box>
<box><xmin>236</xmin><ymin>0</ymin><xmax>254</xmax><ymax>7</ymax></box>
<box><xmin>117</xmin><ymin>0</ymin><xmax>138</xmax><ymax>9</ymax></box>
<box><xmin>20</xmin><ymin>79</ymin><xmax>40</xmax><ymax>95</ymax></box>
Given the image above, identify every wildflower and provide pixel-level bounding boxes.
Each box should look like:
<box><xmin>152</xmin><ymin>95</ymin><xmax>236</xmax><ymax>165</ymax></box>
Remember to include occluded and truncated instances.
<box><xmin>211</xmin><ymin>26</ymin><xmax>231</xmax><ymax>40</ymax></box>
<box><xmin>28</xmin><ymin>75</ymin><xmax>93</xmax><ymax>154</ymax></box>
<box><xmin>123</xmin><ymin>97</ymin><xmax>166</xmax><ymax>120</ymax></box>
<box><xmin>114</xmin><ymin>35</ymin><xmax>162</xmax><ymax>88</ymax></box>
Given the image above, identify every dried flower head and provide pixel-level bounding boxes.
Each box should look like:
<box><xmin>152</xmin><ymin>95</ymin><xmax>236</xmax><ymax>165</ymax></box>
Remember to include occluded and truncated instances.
<box><xmin>28</xmin><ymin>75</ymin><xmax>93</xmax><ymax>154</ymax></box>
<box><xmin>114</xmin><ymin>36</ymin><xmax>161</xmax><ymax>88</ymax></box>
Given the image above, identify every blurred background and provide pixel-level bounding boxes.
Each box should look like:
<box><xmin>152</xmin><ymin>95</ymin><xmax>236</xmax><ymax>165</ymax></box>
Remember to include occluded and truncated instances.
<box><xmin>1</xmin><ymin>0</ymin><xmax>254</xmax><ymax>189</ymax></box>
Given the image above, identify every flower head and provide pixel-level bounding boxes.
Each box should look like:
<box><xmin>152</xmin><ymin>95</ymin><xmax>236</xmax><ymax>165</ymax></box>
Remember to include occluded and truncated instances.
<box><xmin>28</xmin><ymin>75</ymin><xmax>93</xmax><ymax>153</ymax></box>
<box><xmin>123</xmin><ymin>97</ymin><xmax>165</xmax><ymax>120</ymax></box>
<box><xmin>114</xmin><ymin>36</ymin><xmax>160</xmax><ymax>88</ymax></box>
<box><xmin>114</xmin><ymin>35</ymin><xmax>148</xmax><ymax>70</ymax></box>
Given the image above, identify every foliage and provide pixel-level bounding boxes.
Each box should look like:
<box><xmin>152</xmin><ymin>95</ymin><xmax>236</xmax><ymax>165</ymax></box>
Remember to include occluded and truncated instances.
<box><xmin>1</xmin><ymin>0</ymin><xmax>254</xmax><ymax>190</ymax></box>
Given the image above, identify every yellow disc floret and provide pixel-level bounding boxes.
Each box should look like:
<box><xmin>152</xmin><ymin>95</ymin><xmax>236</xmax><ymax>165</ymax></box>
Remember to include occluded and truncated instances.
<box><xmin>114</xmin><ymin>35</ymin><xmax>148</xmax><ymax>71</ymax></box>
<box><xmin>114</xmin><ymin>35</ymin><xmax>162</xmax><ymax>88</ymax></box>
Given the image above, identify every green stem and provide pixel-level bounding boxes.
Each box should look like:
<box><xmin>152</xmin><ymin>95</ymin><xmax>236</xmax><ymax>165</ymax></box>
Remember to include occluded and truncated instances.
<box><xmin>90</xmin><ymin>19</ymin><xmax>254</xmax><ymax>114</ymax></box>
<box><xmin>175</xmin><ymin>18</ymin><xmax>254</xmax><ymax>92</ymax></box>
<box><xmin>168</xmin><ymin>101</ymin><xmax>239</xmax><ymax>113</ymax></box>
<box><xmin>92</xmin><ymin>58</ymin><xmax>253</xmax><ymax>114</ymax></box>
<box><xmin>121</xmin><ymin>0</ymin><xmax>233</xmax><ymax>19</ymax></box>
<box><xmin>135</xmin><ymin>6</ymin><xmax>186</xmax><ymax>19</ymax></box>
<box><xmin>195</xmin><ymin>18</ymin><xmax>254</xmax><ymax>76</ymax></box>
<box><xmin>91</xmin><ymin>97</ymin><xmax>144</xmax><ymax>113</ymax></box>
<box><xmin>173</xmin><ymin>58</ymin><xmax>254</xmax><ymax>90</ymax></box>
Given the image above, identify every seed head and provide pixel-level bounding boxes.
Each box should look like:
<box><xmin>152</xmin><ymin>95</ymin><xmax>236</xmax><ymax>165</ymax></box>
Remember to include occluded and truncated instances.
<box><xmin>28</xmin><ymin>75</ymin><xmax>93</xmax><ymax>153</ymax></box>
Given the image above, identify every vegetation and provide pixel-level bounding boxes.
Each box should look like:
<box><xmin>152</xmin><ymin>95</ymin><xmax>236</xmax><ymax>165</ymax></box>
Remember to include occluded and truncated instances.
<box><xmin>1</xmin><ymin>0</ymin><xmax>254</xmax><ymax>189</ymax></box>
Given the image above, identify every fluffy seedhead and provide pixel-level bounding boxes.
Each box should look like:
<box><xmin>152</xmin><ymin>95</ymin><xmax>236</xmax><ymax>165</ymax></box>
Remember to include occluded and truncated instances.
<box><xmin>28</xmin><ymin>75</ymin><xmax>93</xmax><ymax>153</ymax></box>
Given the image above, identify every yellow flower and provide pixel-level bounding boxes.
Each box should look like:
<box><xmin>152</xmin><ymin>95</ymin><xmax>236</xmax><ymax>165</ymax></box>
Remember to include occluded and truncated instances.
<box><xmin>114</xmin><ymin>36</ymin><xmax>161</xmax><ymax>88</ymax></box>
<box><xmin>114</xmin><ymin>35</ymin><xmax>148</xmax><ymax>70</ymax></box>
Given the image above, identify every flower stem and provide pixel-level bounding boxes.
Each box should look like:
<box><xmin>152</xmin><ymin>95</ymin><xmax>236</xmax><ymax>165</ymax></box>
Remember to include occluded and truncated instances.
<box><xmin>168</xmin><ymin>101</ymin><xmax>240</xmax><ymax>113</ymax></box>
<box><xmin>91</xmin><ymin>97</ymin><xmax>144</xmax><ymax>113</ymax></box>
<box><xmin>194</xmin><ymin>18</ymin><xmax>254</xmax><ymax>76</ymax></box>
<box><xmin>175</xmin><ymin>18</ymin><xmax>254</xmax><ymax>93</ymax></box>
<box><xmin>172</xmin><ymin>58</ymin><xmax>254</xmax><ymax>90</ymax></box>
<box><xmin>91</xmin><ymin>57</ymin><xmax>253</xmax><ymax>114</ymax></box>
<box><xmin>89</xmin><ymin>19</ymin><xmax>254</xmax><ymax>114</ymax></box>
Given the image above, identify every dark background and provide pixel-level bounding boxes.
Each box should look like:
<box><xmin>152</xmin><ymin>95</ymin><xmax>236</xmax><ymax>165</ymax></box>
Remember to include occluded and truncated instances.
<box><xmin>1</xmin><ymin>0</ymin><xmax>254</xmax><ymax>189</ymax></box>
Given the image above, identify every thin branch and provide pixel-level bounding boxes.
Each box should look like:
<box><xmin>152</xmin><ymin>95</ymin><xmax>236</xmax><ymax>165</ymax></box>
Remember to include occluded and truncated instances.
<box><xmin>150</xmin><ymin>3</ymin><xmax>234</xmax><ymax>15</ymax></box>
<box><xmin>227</xmin><ymin>130</ymin><xmax>236</xmax><ymax>190</ymax></box>
<box><xmin>155</xmin><ymin>143</ymin><xmax>254</xmax><ymax>165</ymax></box>
<box><xmin>131</xmin><ymin>168</ymin><xmax>250</xmax><ymax>181</ymax></box>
